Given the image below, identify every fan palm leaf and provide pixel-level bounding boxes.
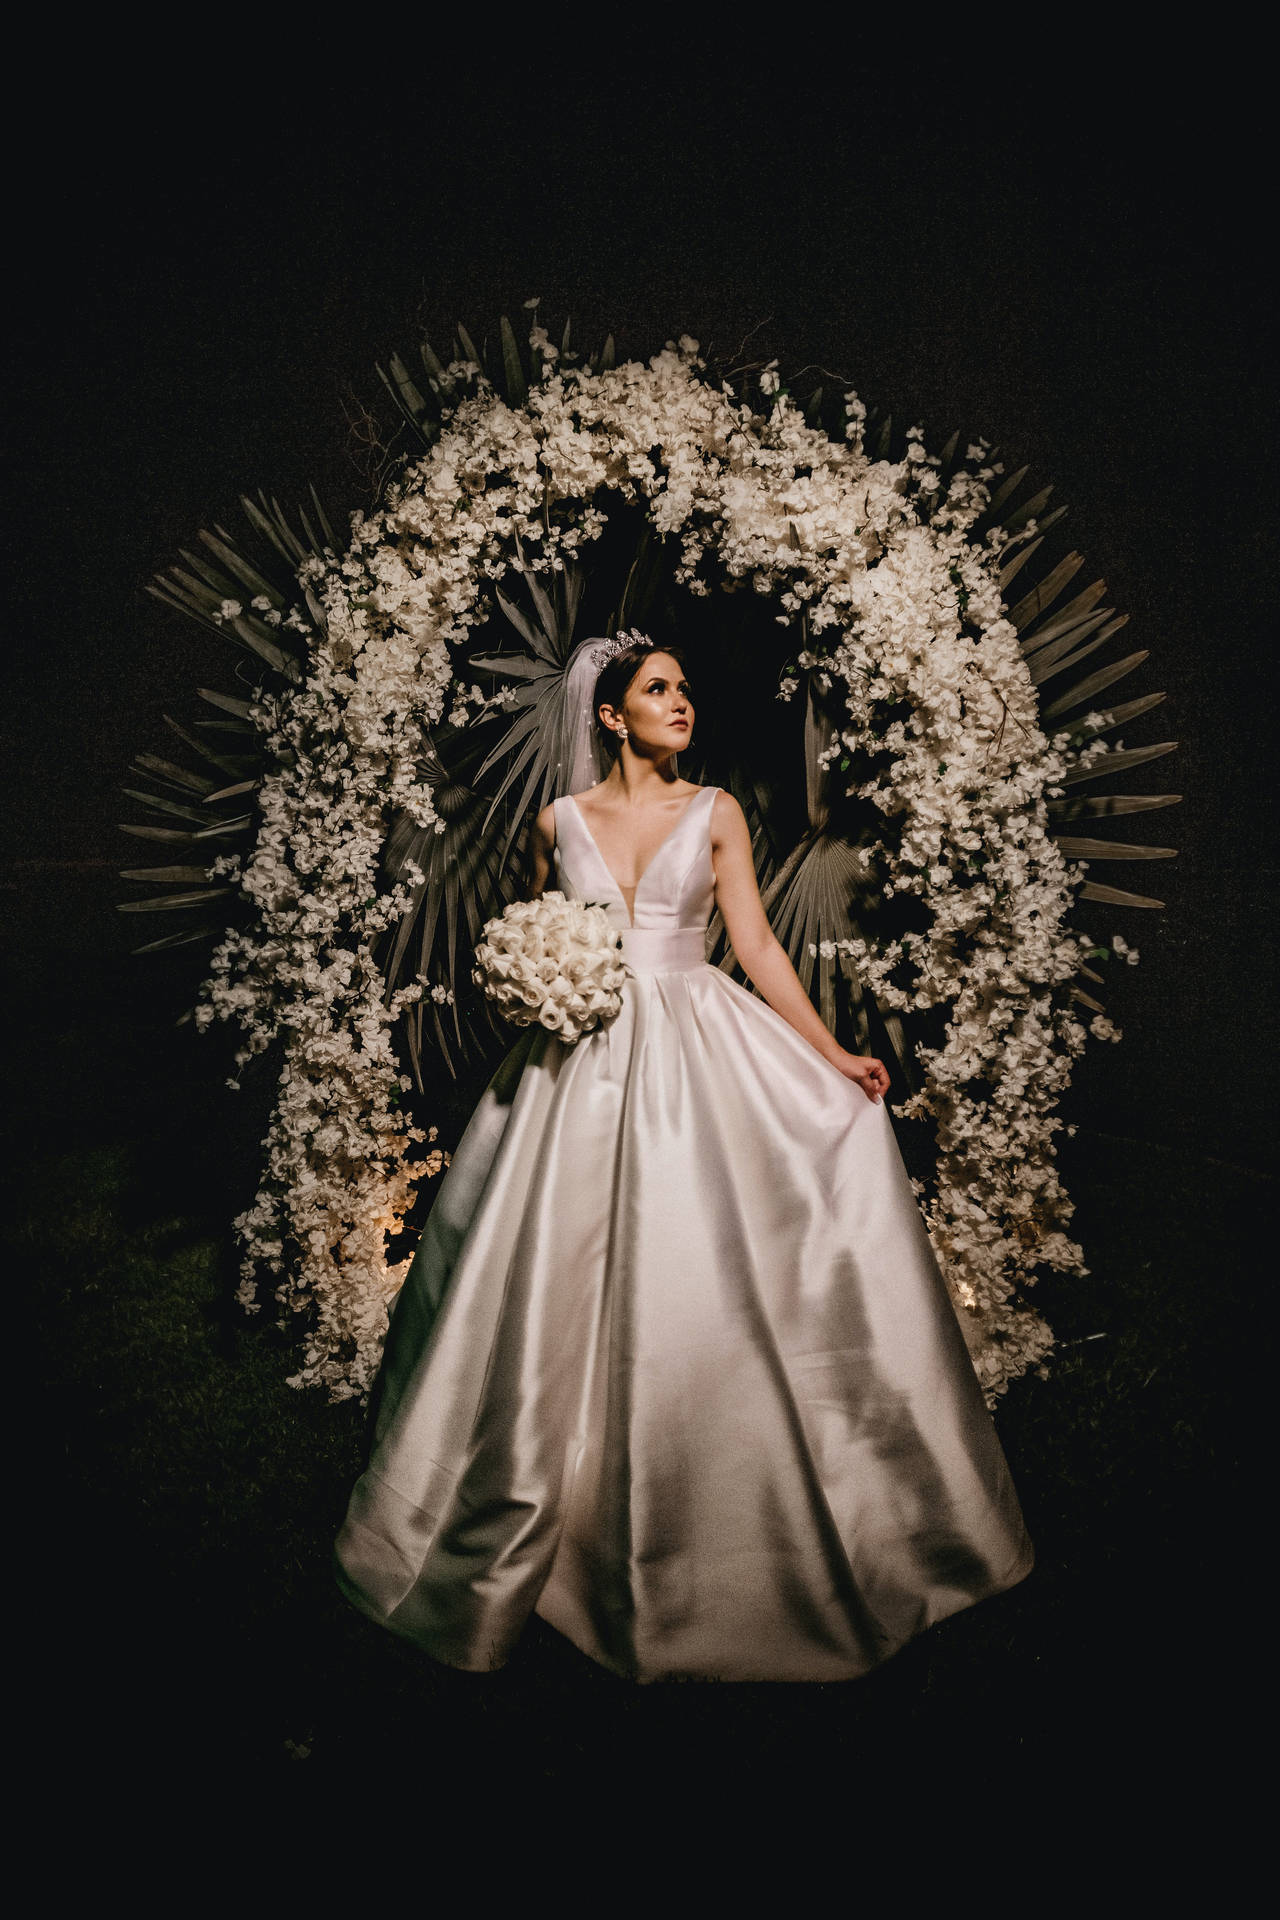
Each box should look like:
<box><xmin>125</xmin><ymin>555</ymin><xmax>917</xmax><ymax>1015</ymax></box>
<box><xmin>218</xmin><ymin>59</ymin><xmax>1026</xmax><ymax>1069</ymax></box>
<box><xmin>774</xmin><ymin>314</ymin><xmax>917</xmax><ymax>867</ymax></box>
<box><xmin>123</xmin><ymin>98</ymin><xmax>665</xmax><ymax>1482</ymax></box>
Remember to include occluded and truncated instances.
<box><xmin>1030</xmin><ymin>617</ymin><xmax>1130</xmax><ymax>687</ymax></box>
<box><xmin>1040</xmin><ymin>651</ymin><xmax>1150</xmax><ymax>721</ymax></box>
<box><xmin>1061</xmin><ymin>741</ymin><xmax>1177</xmax><ymax>783</ymax></box>
<box><xmin>120</xmin><ymin>496</ymin><xmax>334</xmax><ymax>954</ymax></box>
<box><xmin>377</xmin><ymin>314</ymin><xmax>620</xmax><ymax>453</ymax></box>
<box><xmin>977</xmin><ymin>462</ymin><xmax>1181</xmax><ymax>984</ymax></box>
<box><xmin>1081</xmin><ymin>692</ymin><xmax>1166</xmax><ymax>733</ymax></box>
<box><xmin>375</xmin><ymin>731</ymin><xmax>526</xmax><ymax>1082</ymax></box>
<box><xmin>466</xmin><ymin>556</ymin><xmax>597</xmax><ymax>861</ymax></box>
<box><xmin>1049</xmin><ymin>791</ymin><xmax>1181</xmax><ymax>819</ymax></box>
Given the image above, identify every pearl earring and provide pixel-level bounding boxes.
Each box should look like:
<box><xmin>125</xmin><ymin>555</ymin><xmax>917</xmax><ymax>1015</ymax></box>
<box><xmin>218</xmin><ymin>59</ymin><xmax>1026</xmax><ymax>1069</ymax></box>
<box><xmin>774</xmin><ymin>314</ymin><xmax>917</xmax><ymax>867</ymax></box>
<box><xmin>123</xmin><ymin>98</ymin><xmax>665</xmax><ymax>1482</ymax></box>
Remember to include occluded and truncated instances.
<box><xmin>617</xmin><ymin>725</ymin><xmax>628</xmax><ymax>739</ymax></box>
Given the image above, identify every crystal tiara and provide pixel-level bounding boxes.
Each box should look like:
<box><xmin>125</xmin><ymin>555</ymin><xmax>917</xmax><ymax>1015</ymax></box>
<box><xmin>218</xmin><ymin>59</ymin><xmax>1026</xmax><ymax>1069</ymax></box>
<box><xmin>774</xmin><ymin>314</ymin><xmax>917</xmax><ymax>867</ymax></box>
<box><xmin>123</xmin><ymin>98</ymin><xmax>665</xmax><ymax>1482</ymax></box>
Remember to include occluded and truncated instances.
<box><xmin>589</xmin><ymin>628</ymin><xmax>655</xmax><ymax>670</ymax></box>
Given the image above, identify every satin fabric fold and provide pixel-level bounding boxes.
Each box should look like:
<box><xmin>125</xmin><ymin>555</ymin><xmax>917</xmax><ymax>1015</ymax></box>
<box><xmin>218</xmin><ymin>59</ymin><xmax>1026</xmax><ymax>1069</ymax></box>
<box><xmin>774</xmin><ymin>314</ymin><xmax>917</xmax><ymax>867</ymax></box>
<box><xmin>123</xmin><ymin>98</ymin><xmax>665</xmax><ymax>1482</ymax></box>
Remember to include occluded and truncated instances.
<box><xmin>335</xmin><ymin>785</ymin><xmax>1032</xmax><ymax>1681</ymax></box>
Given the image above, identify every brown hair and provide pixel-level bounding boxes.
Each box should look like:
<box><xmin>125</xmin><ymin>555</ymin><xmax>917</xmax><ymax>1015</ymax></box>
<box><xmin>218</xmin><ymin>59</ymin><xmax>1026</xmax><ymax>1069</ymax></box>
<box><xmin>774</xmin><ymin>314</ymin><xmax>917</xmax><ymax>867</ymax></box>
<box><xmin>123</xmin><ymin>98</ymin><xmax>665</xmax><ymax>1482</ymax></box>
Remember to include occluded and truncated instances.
<box><xmin>593</xmin><ymin>641</ymin><xmax>691</xmax><ymax>761</ymax></box>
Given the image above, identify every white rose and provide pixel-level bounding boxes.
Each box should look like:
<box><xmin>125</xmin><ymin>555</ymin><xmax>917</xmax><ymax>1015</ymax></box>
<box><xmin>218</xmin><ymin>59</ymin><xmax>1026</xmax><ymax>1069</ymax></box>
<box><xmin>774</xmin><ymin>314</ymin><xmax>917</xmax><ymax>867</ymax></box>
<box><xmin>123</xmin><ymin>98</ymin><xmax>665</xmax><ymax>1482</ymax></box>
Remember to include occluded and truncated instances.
<box><xmin>472</xmin><ymin>891</ymin><xmax>630</xmax><ymax>1040</ymax></box>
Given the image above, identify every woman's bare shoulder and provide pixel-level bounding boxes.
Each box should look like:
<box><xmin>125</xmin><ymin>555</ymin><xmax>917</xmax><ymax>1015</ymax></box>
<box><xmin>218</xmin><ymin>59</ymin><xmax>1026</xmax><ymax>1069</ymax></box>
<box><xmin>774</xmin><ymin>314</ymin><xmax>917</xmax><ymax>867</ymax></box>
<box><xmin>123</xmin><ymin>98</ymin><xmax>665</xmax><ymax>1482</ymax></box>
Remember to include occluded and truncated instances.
<box><xmin>709</xmin><ymin>787</ymin><xmax>747</xmax><ymax>834</ymax></box>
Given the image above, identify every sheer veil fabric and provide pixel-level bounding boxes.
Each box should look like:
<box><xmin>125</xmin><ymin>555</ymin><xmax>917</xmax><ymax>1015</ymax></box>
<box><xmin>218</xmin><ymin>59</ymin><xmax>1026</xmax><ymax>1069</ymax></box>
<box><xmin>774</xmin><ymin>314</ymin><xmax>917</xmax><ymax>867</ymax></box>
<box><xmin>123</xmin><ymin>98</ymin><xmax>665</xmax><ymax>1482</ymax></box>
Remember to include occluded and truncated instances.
<box><xmin>557</xmin><ymin>636</ymin><xmax>611</xmax><ymax>797</ymax></box>
<box><xmin>334</xmin><ymin>729</ymin><xmax>1034</xmax><ymax>1682</ymax></box>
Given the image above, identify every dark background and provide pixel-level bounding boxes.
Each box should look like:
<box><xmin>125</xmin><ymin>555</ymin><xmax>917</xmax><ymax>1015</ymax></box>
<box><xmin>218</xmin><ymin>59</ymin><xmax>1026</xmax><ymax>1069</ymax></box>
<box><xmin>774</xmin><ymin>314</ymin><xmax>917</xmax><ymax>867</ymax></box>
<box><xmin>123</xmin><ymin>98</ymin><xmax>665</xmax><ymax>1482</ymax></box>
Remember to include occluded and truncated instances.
<box><xmin>3</xmin><ymin>40</ymin><xmax>1271</xmax><ymax>1781</ymax></box>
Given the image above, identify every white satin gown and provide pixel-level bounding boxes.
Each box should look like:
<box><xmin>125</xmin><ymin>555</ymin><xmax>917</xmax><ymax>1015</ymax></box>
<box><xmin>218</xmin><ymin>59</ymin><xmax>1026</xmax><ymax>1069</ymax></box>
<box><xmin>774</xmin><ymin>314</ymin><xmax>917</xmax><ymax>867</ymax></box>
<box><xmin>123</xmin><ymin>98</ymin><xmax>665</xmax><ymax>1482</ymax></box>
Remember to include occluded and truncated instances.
<box><xmin>334</xmin><ymin>784</ymin><xmax>1033</xmax><ymax>1682</ymax></box>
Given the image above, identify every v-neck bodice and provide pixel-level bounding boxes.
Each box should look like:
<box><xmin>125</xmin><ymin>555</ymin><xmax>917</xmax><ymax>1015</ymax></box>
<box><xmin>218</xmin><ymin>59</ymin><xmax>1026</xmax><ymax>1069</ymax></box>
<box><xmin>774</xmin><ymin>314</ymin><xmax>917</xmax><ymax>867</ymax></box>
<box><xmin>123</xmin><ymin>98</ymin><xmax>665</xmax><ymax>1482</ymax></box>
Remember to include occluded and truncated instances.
<box><xmin>553</xmin><ymin>786</ymin><xmax>719</xmax><ymax>934</ymax></box>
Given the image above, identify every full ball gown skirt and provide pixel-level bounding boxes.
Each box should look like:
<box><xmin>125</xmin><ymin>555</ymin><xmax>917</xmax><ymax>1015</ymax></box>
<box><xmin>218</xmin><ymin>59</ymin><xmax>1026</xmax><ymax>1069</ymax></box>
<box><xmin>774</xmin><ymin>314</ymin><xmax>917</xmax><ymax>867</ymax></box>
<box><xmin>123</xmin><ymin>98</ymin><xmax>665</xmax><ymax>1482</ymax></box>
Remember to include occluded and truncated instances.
<box><xmin>334</xmin><ymin>785</ymin><xmax>1033</xmax><ymax>1682</ymax></box>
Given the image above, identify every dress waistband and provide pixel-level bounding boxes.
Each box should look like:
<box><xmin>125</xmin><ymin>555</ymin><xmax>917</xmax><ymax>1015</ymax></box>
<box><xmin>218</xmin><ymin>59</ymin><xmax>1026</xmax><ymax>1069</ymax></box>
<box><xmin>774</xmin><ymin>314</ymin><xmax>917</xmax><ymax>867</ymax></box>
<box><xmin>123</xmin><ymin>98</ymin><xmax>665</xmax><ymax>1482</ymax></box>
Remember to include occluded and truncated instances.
<box><xmin>620</xmin><ymin>926</ymin><xmax>708</xmax><ymax>973</ymax></box>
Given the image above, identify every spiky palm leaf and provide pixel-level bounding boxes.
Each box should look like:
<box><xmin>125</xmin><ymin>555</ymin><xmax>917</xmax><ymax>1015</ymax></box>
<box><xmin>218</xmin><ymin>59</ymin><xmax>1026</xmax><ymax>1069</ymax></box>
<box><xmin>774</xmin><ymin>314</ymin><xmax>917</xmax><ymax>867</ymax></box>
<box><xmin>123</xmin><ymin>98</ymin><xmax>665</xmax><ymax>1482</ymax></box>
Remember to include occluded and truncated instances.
<box><xmin>377</xmin><ymin>311</ymin><xmax>616</xmax><ymax>452</ymax></box>
<box><xmin>377</xmin><ymin>525</ymin><xmax>670</xmax><ymax>1049</ymax></box>
<box><xmin>118</xmin><ymin>496</ymin><xmax>330</xmax><ymax>961</ymax></box>
<box><xmin>374</xmin><ymin>733</ymin><xmax>526</xmax><ymax>1083</ymax></box>
<box><xmin>122</xmin><ymin>309</ymin><xmax>623</xmax><ymax>1068</ymax></box>
<box><xmin>994</xmin><ymin>506</ymin><xmax>1179</xmax><ymax>929</ymax></box>
<box><xmin>467</xmin><ymin>555</ymin><xmax>590</xmax><ymax>856</ymax></box>
<box><xmin>126</xmin><ymin>326</ymin><xmax>1178</xmax><ymax>1085</ymax></box>
<box><xmin>701</xmin><ymin>433</ymin><xmax>1178</xmax><ymax>1064</ymax></box>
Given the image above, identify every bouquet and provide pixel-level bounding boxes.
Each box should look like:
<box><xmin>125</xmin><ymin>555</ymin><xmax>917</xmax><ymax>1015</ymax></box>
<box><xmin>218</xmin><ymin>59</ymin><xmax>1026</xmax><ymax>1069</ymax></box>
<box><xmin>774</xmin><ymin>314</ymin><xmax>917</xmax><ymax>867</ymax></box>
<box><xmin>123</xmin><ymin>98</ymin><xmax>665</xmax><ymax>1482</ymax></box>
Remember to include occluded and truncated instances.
<box><xmin>472</xmin><ymin>891</ymin><xmax>631</xmax><ymax>1042</ymax></box>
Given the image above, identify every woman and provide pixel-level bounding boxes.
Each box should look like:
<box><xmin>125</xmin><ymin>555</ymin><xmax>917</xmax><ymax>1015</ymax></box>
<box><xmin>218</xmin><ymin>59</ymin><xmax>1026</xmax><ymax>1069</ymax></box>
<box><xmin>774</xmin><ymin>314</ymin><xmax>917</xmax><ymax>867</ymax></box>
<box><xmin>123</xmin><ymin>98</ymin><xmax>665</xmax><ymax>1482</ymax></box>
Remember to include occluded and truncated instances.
<box><xmin>334</xmin><ymin>631</ymin><xmax>1033</xmax><ymax>1683</ymax></box>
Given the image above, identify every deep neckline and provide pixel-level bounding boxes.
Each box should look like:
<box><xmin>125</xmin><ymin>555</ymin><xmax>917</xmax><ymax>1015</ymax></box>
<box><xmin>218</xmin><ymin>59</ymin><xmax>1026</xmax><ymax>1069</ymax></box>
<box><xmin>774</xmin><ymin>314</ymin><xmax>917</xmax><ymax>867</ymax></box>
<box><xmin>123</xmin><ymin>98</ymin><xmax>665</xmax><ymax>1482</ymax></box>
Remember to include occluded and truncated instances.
<box><xmin>566</xmin><ymin>787</ymin><xmax>714</xmax><ymax>929</ymax></box>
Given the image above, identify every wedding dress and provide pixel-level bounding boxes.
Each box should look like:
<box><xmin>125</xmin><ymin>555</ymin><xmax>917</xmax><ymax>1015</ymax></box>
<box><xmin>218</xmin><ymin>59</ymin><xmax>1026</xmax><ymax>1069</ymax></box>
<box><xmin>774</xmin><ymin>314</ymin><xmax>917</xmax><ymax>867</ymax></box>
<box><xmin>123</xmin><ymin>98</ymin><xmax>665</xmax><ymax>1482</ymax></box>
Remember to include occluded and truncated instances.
<box><xmin>334</xmin><ymin>783</ymin><xmax>1033</xmax><ymax>1682</ymax></box>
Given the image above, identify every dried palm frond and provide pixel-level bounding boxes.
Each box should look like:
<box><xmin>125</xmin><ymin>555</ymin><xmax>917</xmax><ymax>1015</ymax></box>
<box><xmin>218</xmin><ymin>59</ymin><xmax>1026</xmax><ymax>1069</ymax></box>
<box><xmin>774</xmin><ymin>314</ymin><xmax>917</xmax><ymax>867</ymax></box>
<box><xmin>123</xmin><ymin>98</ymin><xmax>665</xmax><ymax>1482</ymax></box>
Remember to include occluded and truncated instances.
<box><xmin>467</xmin><ymin>556</ymin><xmax>592</xmax><ymax>860</ymax></box>
<box><xmin>375</xmin><ymin>733</ymin><xmax>523</xmax><ymax>1083</ymax></box>
<box><xmin>377</xmin><ymin>312</ymin><xmax>617</xmax><ymax>451</ymax></box>
<box><xmin>118</xmin><ymin>496</ymin><xmax>332</xmax><ymax>960</ymax></box>
<box><xmin>981</xmin><ymin>464</ymin><xmax>1180</xmax><ymax>1009</ymax></box>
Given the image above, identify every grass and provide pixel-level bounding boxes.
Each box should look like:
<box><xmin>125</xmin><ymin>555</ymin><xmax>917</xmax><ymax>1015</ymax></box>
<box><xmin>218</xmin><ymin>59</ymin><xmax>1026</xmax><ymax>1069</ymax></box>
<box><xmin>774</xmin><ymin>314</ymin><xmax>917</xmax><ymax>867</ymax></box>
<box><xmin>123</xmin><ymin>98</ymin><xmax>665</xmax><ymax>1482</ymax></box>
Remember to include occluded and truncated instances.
<box><xmin>10</xmin><ymin>952</ymin><xmax>1258</xmax><ymax>1785</ymax></box>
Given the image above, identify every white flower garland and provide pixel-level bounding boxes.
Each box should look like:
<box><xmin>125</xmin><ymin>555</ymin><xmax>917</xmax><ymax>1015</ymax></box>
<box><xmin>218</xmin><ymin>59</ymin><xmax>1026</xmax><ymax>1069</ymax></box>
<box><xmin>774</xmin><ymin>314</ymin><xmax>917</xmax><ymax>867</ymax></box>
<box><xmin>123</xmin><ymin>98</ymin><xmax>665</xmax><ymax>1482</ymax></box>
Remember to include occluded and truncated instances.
<box><xmin>198</xmin><ymin>331</ymin><xmax>1126</xmax><ymax>1403</ymax></box>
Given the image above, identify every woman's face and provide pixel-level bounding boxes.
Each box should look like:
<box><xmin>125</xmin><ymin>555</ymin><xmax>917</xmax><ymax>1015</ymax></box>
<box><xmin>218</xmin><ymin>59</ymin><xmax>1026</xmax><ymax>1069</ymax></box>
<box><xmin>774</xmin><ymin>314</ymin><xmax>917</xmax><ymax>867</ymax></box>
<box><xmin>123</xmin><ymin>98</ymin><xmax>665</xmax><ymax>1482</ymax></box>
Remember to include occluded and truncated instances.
<box><xmin>608</xmin><ymin>651</ymin><xmax>694</xmax><ymax>755</ymax></box>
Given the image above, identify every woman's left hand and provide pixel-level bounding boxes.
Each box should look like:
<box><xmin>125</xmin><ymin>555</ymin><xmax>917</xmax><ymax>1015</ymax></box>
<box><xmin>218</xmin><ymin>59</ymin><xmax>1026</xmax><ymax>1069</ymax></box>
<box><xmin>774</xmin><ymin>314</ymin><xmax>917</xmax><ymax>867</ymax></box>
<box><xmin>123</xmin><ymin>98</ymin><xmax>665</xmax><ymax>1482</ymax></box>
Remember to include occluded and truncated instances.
<box><xmin>828</xmin><ymin>1048</ymin><xmax>890</xmax><ymax>1103</ymax></box>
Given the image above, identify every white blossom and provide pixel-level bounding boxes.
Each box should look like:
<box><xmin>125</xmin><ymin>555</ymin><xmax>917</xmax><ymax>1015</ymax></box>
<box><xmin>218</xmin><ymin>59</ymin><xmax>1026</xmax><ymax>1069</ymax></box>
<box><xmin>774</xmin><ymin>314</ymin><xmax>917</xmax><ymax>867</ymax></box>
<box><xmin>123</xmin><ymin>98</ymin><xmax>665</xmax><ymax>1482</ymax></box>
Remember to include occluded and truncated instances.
<box><xmin>473</xmin><ymin>892</ymin><xmax>630</xmax><ymax>1040</ymax></box>
<box><xmin>197</xmin><ymin>336</ymin><xmax>1128</xmax><ymax>1405</ymax></box>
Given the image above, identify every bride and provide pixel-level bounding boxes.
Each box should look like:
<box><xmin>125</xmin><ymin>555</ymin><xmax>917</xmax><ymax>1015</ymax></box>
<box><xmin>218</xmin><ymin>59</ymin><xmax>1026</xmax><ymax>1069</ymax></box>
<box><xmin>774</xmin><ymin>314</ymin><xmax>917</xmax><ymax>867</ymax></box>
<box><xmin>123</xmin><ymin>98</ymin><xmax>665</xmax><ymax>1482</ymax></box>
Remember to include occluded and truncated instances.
<box><xmin>334</xmin><ymin>630</ymin><xmax>1033</xmax><ymax>1683</ymax></box>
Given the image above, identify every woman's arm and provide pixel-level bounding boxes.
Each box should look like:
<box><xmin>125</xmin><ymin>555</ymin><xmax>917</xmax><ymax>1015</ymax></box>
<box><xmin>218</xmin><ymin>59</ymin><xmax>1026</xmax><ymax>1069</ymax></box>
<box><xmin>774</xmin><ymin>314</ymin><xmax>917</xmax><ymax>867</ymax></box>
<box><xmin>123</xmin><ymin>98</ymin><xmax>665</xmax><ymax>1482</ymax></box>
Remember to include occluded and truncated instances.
<box><xmin>710</xmin><ymin>790</ymin><xmax>890</xmax><ymax>1104</ymax></box>
<box><xmin>528</xmin><ymin>803</ymin><xmax>556</xmax><ymax>900</ymax></box>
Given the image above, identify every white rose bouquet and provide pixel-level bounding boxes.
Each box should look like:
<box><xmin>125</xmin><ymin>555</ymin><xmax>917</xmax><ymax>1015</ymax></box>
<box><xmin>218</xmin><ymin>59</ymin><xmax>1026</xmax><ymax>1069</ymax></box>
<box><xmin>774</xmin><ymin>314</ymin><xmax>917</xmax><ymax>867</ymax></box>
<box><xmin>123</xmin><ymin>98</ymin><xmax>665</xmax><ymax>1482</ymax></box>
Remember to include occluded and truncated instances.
<box><xmin>472</xmin><ymin>891</ymin><xmax>631</xmax><ymax>1042</ymax></box>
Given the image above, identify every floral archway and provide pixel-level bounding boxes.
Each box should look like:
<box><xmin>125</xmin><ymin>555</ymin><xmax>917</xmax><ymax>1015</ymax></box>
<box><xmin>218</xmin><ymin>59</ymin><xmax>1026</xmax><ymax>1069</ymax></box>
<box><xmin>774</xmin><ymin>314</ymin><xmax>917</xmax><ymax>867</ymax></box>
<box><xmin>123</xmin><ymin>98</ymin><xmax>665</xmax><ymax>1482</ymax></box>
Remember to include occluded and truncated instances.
<box><xmin>121</xmin><ymin>315</ymin><xmax>1177</xmax><ymax>1404</ymax></box>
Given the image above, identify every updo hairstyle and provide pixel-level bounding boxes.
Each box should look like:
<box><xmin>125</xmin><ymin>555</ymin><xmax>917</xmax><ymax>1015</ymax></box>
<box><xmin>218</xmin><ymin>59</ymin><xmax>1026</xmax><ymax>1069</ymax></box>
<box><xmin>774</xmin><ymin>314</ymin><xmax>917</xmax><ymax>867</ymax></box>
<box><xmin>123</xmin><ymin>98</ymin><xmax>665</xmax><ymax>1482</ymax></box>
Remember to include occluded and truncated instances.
<box><xmin>593</xmin><ymin>639</ymin><xmax>691</xmax><ymax>762</ymax></box>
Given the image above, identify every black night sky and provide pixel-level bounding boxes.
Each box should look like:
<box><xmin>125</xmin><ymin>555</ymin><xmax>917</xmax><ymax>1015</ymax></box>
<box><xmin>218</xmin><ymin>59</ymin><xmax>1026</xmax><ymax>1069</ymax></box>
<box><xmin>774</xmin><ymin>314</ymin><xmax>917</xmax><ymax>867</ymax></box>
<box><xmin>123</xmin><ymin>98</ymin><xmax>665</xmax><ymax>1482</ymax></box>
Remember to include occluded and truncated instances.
<box><xmin>3</xmin><ymin>41</ymin><xmax>1271</xmax><ymax>1779</ymax></box>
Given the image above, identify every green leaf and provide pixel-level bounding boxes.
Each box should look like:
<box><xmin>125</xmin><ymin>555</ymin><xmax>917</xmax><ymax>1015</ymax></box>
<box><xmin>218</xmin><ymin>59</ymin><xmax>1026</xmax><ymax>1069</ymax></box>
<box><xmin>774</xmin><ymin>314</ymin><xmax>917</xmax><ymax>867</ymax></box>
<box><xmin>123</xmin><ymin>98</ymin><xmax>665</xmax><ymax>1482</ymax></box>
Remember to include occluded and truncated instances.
<box><xmin>1078</xmin><ymin>881</ymin><xmax>1167</xmax><ymax>908</ymax></box>
<box><xmin>129</xmin><ymin>927</ymin><xmax>220</xmax><ymax>955</ymax></box>
<box><xmin>192</xmin><ymin>814</ymin><xmax>254</xmax><ymax>840</ymax></box>
<box><xmin>120</xmin><ymin>787</ymin><xmax>215</xmax><ymax>826</ymax></box>
<box><xmin>1023</xmin><ymin>606</ymin><xmax>1115</xmax><ymax>668</ymax></box>
<box><xmin>162</xmin><ymin>712</ymin><xmax>244</xmax><ymax>778</ymax></box>
<box><xmin>455</xmin><ymin>323</ymin><xmax>484</xmax><ymax>371</ymax></box>
<box><xmin>997</xmin><ymin>535</ymin><xmax>1044</xmax><ymax>594</ymax></box>
<box><xmin>1002</xmin><ymin>484</ymin><xmax>1054</xmax><ymax>534</ymax></box>
<box><xmin>384</xmin><ymin>350</ymin><xmax>428</xmax><ymax>420</ymax></box>
<box><xmin>420</xmin><ymin>337</ymin><xmax>449</xmax><ymax>387</ymax></box>
<box><xmin>1041</xmin><ymin>650</ymin><xmax>1151</xmax><ymax>722</ymax></box>
<box><xmin>118</xmin><ymin>823</ymin><xmax>198</xmax><ymax>845</ymax></box>
<box><xmin>1017</xmin><ymin>577</ymin><xmax>1107</xmax><ymax>649</ymax></box>
<box><xmin>1054</xmin><ymin>837</ymin><xmax>1176</xmax><ymax>860</ymax></box>
<box><xmin>117</xmin><ymin>888</ymin><xmax>233</xmax><ymax>911</ymax></box>
<box><xmin>239</xmin><ymin>491</ymin><xmax>331</xmax><ymax>572</ymax></box>
<box><xmin>1048</xmin><ymin>790</ymin><xmax>1182</xmax><ymax>819</ymax></box>
<box><xmin>1062</xmin><ymin>741</ymin><xmax>1177</xmax><ymax>785</ymax></box>
<box><xmin>492</xmin><ymin>586</ymin><xmax>559</xmax><ymax>666</ymax></box>
<box><xmin>1031</xmin><ymin>616</ymin><xmax>1129</xmax><ymax>687</ymax></box>
<box><xmin>1081</xmin><ymin>692</ymin><xmax>1167</xmax><ymax>735</ymax></box>
<box><xmin>132</xmin><ymin>754</ymin><xmax>218</xmax><ymax>797</ymax></box>
<box><xmin>119</xmin><ymin>864</ymin><xmax>213</xmax><ymax>883</ymax></box>
<box><xmin>469</xmin><ymin>652</ymin><xmax>555</xmax><ymax>685</ymax></box>
<box><xmin>499</xmin><ymin>315</ymin><xmax>528</xmax><ymax>407</ymax></box>
<box><xmin>1007</xmin><ymin>553</ymin><xmax>1086</xmax><ymax>632</ymax></box>
<box><xmin>203</xmin><ymin>779</ymin><xmax>259</xmax><ymax>804</ymax></box>
<box><xmin>985</xmin><ymin>464</ymin><xmax>1030</xmax><ymax>520</ymax></box>
<box><xmin>197</xmin><ymin>528</ymin><xmax>280</xmax><ymax>607</ymax></box>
